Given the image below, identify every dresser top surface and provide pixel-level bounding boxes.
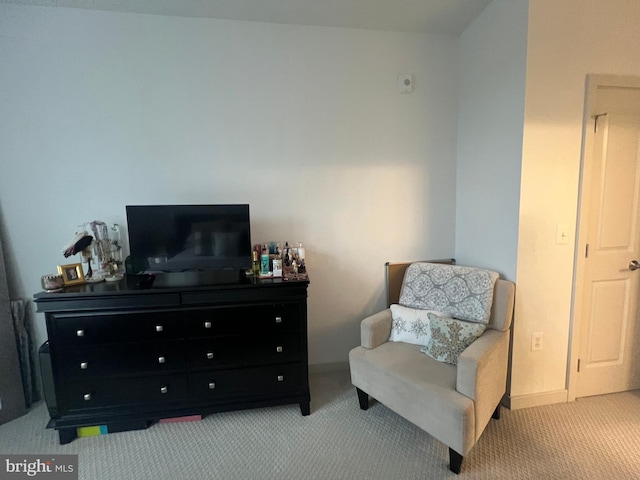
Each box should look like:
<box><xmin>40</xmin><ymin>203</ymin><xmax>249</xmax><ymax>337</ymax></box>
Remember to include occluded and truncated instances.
<box><xmin>34</xmin><ymin>272</ymin><xmax>309</xmax><ymax>308</ymax></box>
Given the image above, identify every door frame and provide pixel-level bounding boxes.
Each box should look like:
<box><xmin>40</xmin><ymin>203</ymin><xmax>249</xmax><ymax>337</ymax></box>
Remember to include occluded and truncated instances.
<box><xmin>567</xmin><ymin>74</ymin><xmax>640</xmax><ymax>401</ymax></box>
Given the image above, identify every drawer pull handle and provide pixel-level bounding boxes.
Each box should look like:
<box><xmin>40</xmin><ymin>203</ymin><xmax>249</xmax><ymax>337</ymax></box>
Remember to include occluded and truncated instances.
<box><xmin>208</xmin><ymin>382</ymin><xmax>216</xmax><ymax>390</ymax></box>
<box><xmin>275</xmin><ymin>316</ymin><xmax>282</xmax><ymax>324</ymax></box>
<box><xmin>80</xmin><ymin>362</ymin><xmax>88</xmax><ymax>370</ymax></box>
<box><xmin>204</xmin><ymin>321</ymin><xmax>212</xmax><ymax>329</ymax></box>
<box><xmin>83</xmin><ymin>393</ymin><xmax>92</xmax><ymax>401</ymax></box>
<box><xmin>160</xmin><ymin>386</ymin><xmax>168</xmax><ymax>394</ymax></box>
<box><xmin>76</xmin><ymin>329</ymin><xmax>85</xmax><ymax>337</ymax></box>
<box><xmin>277</xmin><ymin>375</ymin><xmax>284</xmax><ymax>382</ymax></box>
<box><xmin>158</xmin><ymin>356</ymin><xmax>166</xmax><ymax>364</ymax></box>
<box><xmin>155</xmin><ymin>325</ymin><xmax>164</xmax><ymax>332</ymax></box>
<box><xmin>206</xmin><ymin>352</ymin><xmax>214</xmax><ymax>360</ymax></box>
<box><xmin>276</xmin><ymin>346</ymin><xmax>283</xmax><ymax>353</ymax></box>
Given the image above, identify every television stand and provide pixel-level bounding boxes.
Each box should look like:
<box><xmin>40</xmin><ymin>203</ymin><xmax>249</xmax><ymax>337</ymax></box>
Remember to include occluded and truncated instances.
<box><xmin>35</xmin><ymin>275</ymin><xmax>310</xmax><ymax>444</ymax></box>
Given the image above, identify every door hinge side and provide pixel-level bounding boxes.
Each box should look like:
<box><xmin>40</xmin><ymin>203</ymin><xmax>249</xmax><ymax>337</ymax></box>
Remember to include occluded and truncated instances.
<box><xmin>585</xmin><ymin>244</ymin><xmax>589</xmax><ymax>258</ymax></box>
<box><xmin>577</xmin><ymin>359</ymin><xmax>581</xmax><ymax>372</ymax></box>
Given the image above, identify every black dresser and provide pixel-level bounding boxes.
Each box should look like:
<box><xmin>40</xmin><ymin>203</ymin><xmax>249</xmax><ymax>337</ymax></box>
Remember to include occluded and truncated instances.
<box><xmin>35</xmin><ymin>274</ymin><xmax>310</xmax><ymax>444</ymax></box>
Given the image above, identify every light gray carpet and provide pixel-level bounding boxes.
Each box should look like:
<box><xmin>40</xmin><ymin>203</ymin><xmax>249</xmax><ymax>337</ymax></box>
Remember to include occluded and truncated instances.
<box><xmin>1</xmin><ymin>370</ymin><xmax>639</xmax><ymax>479</ymax></box>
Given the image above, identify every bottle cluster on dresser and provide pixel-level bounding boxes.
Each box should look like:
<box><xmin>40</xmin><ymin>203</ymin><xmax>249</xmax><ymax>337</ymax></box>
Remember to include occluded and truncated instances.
<box><xmin>252</xmin><ymin>241</ymin><xmax>306</xmax><ymax>278</ymax></box>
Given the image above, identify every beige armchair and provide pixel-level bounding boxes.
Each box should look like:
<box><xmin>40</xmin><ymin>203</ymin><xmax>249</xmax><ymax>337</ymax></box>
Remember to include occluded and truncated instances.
<box><xmin>348</xmin><ymin>261</ymin><xmax>515</xmax><ymax>473</ymax></box>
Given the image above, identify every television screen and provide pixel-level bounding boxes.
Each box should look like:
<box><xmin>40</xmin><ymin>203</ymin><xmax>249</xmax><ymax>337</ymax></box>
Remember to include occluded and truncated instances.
<box><xmin>126</xmin><ymin>204</ymin><xmax>251</xmax><ymax>275</ymax></box>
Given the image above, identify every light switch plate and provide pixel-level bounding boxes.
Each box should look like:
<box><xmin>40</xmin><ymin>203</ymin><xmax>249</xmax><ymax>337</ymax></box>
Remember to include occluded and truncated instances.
<box><xmin>556</xmin><ymin>224</ymin><xmax>570</xmax><ymax>244</ymax></box>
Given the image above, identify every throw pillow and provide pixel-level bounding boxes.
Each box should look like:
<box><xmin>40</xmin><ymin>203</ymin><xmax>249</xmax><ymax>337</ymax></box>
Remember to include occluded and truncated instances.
<box><xmin>399</xmin><ymin>262</ymin><xmax>499</xmax><ymax>324</ymax></box>
<box><xmin>388</xmin><ymin>304</ymin><xmax>437</xmax><ymax>346</ymax></box>
<box><xmin>420</xmin><ymin>313</ymin><xmax>486</xmax><ymax>365</ymax></box>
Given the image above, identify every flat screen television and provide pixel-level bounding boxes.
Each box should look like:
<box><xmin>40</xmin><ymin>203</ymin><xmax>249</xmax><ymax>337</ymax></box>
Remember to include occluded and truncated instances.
<box><xmin>126</xmin><ymin>204</ymin><xmax>252</xmax><ymax>283</ymax></box>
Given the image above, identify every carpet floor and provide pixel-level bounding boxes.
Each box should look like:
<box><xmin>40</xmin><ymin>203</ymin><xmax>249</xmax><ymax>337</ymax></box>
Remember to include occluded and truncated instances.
<box><xmin>1</xmin><ymin>369</ymin><xmax>639</xmax><ymax>479</ymax></box>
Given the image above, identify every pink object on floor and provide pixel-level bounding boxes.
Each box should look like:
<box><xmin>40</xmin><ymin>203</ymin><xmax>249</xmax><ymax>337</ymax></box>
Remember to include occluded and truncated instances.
<box><xmin>159</xmin><ymin>415</ymin><xmax>202</xmax><ymax>423</ymax></box>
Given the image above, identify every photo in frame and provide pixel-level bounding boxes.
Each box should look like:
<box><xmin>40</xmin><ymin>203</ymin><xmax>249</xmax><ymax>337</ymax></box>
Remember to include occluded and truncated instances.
<box><xmin>57</xmin><ymin>263</ymin><xmax>85</xmax><ymax>286</ymax></box>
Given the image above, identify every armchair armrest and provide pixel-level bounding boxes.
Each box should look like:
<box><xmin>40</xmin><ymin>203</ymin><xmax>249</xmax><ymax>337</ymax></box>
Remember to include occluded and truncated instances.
<box><xmin>456</xmin><ymin>328</ymin><xmax>510</xmax><ymax>440</ymax></box>
<box><xmin>456</xmin><ymin>329</ymin><xmax>509</xmax><ymax>399</ymax></box>
<box><xmin>360</xmin><ymin>309</ymin><xmax>392</xmax><ymax>349</ymax></box>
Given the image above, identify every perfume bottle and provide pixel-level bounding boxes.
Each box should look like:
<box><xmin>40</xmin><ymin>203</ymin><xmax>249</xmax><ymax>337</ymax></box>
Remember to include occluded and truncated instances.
<box><xmin>252</xmin><ymin>250</ymin><xmax>260</xmax><ymax>276</ymax></box>
<box><xmin>260</xmin><ymin>245</ymin><xmax>270</xmax><ymax>276</ymax></box>
<box><xmin>283</xmin><ymin>241</ymin><xmax>291</xmax><ymax>267</ymax></box>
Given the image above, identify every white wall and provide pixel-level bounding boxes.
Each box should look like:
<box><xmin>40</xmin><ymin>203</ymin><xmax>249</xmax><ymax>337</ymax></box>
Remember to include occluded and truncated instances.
<box><xmin>512</xmin><ymin>0</ymin><xmax>640</xmax><ymax>403</ymax></box>
<box><xmin>0</xmin><ymin>4</ymin><xmax>459</xmax><ymax>365</ymax></box>
<box><xmin>455</xmin><ymin>0</ymin><xmax>527</xmax><ymax>280</ymax></box>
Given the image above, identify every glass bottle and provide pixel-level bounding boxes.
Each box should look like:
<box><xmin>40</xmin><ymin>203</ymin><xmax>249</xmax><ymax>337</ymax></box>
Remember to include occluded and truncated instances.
<box><xmin>252</xmin><ymin>250</ymin><xmax>260</xmax><ymax>276</ymax></box>
<box><xmin>260</xmin><ymin>244</ymin><xmax>270</xmax><ymax>276</ymax></box>
<box><xmin>110</xmin><ymin>224</ymin><xmax>124</xmax><ymax>274</ymax></box>
<box><xmin>283</xmin><ymin>242</ymin><xmax>291</xmax><ymax>267</ymax></box>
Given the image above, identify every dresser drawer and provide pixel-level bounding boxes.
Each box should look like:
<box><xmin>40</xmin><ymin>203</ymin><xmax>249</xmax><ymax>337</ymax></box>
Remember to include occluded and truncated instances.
<box><xmin>188</xmin><ymin>337</ymin><xmax>244</xmax><ymax>369</ymax></box>
<box><xmin>188</xmin><ymin>333</ymin><xmax>301</xmax><ymax>369</ymax></box>
<box><xmin>64</xmin><ymin>374</ymin><xmax>188</xmax><ymax>411</ymax></box>
<box><xmin>243</xmin><ymin>333</ymin><xmax>301</xmax><ymax>365</ymax></box>
<box><xmin>187</xmin><ymin>303</ymin><xmax>299</xmax><ymax>337</ymax></box>
<box><xmin>189</xmin><ymin>364</ymin><xmax>302</xmax><ymax>399</ymax></box>
<box><xmin>59</xmin><ymin>341</ymin><xmax>186</xmax><ymax>378</ymax></box>
<box><xmin>54</xmin><ymin>311</ymin><xmax>184</xmax><ymax>345</ymax></box>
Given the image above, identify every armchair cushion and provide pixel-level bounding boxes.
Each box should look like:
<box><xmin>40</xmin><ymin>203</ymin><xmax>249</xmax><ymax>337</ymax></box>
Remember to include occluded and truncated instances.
<box><xmin>420</xmin><ymin>314</ymin><xmax>486</xmax><ymax>365</ymax></box>
<box><xmin>399</xmin><ymin>263</ymin><xmax>498</xmax><ymax>324</ymax></box>
<box><xmin>349</xmin><ymin>342</ymin><xmax>476</xmax><ymax>455</ymax></box>
<box><xmin>389</xmin><ymin>304</ymin><xmax>435</xmax><ymax>346</ymax></box>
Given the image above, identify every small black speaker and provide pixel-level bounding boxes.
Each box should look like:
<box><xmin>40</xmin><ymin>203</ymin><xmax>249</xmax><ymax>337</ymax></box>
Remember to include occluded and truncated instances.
<box><xmin>124</xmin><ymin>255</ymin><xmax>132</xmax><ymax>274</ymax></box>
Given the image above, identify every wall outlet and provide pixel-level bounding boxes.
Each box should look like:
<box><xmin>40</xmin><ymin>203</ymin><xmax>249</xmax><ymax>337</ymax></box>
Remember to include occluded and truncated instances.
<box><xmin>531</xmin><ymin>332</ymin><xmax>544</xmax><ymax>351</ymax></box>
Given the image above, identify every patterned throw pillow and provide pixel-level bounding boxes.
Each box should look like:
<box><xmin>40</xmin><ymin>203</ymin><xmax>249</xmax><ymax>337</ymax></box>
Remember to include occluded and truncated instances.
<box><xmin>420</xmin><ymin>313</ymin><xmax>486</xmax><ymax>365</ymax></box>
<box><xmin>388</xmin><ymin>304</ymin><xmax>437</xmax><ymax>346</ymax></box>
<box><xmin>399</xmin><ymin>263</ymin><xmax>499</xmax><ymax>324</ymax></box>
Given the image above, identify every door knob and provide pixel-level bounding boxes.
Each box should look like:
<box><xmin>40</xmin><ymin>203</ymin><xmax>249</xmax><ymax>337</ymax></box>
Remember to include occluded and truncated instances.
<box><xmin>629</xmin><ymin>260</ymin><xmax>640</xmax><ymax>271</ymax></box>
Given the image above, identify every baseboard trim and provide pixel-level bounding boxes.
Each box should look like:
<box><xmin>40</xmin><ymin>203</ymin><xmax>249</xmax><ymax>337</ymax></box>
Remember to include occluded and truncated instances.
<box><xmin>309</xmin><ymin>361</ymin><xmax>349</xmax><ymax>374</ymax></box>
<box><xmin>506</xmin><ymin>389</ymin><xmax>568</xmax><ymax>410</ymax></box>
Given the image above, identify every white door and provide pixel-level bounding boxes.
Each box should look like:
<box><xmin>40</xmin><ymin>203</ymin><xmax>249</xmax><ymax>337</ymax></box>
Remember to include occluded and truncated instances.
<box><xmin>575</xmin><ymin>79</ymin><xmax>640</xmax><ymax>398</ymax></box>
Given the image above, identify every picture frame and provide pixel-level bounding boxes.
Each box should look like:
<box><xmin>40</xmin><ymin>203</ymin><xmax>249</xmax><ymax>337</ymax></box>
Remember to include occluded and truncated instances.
<box><xmin>57</xmin><ymin>263</ymin><xmax>85</xmax><ymax>286</ymax></box>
